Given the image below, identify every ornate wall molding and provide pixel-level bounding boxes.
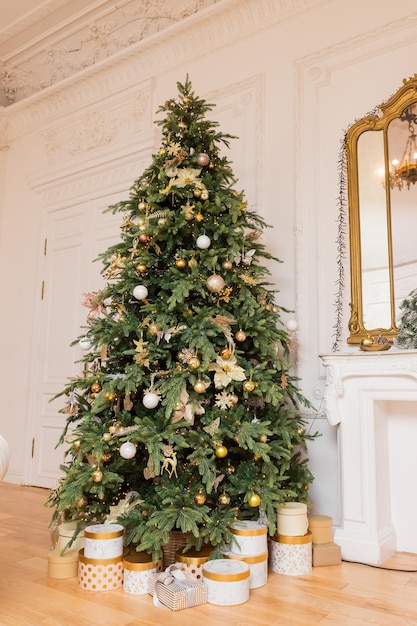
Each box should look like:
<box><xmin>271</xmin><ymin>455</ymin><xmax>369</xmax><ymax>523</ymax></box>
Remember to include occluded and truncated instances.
<box><xmin>1</xmin><ymin>0</ymin><xmax>328</xmax><ymax>140</ymax></box>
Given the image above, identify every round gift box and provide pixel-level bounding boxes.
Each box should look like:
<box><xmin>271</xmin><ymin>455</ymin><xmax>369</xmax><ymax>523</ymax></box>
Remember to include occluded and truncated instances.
<box><xmin>57</xmin><ymin>521</ymin><xmax>85</xmax><ymax>554</ymax></box>
<box><xmin>48</xmin><ymin>549</ymin><xmax>78</xmax><ymax>579</ymax></box>
<box><xmin>269</xmin><ymin>532</ymin><xmax>312</xmax><ymax>576</ymax></box>
<box><xmin>83</xmin><ymin>523</ymin><xmax>124</xmax><ymax>559</ymax></box>
<box><xmin>223</xmin><ymin>550</ymin><xmax>268</xmax><ymax>588</ymax></box>
<box><xmin>123</xmin><ymin>552</ymin><xmax>159</xmax><ymax>595</ymax></box>
<box><xmin>277</xmin><ymin>502</ymin><xmax>308</xmax><ymax>537</ymax></box>
<box><xmin>308</xmin><ymin>514</ymin><xmax>333</xmax><ymax>544</ymax></box>
<box><xmin>230</xmin><ymin>521</ymin><xmax>268</xmax><ymax>556</ymax></box>
<box><xmin>175</xmin><ymin>545</ymin><xmax>212</xmax><ymax>580</ymax></box>
<box><xmin>78</xmin><ymin>549</ymin><xmax>123</xmax><ymax>591</ymax></box>
<box><xmin>202</xmin><ymin>558</ymin><xmax>250</xmax><ymax>605</ymax></box>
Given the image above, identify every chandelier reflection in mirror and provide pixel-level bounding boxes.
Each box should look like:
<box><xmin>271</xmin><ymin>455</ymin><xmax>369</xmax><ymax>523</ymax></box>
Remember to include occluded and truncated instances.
<box><xmin>389</xmin><ymin>105</ymin><xmax>417</xmax><ymax>190</ymax></box>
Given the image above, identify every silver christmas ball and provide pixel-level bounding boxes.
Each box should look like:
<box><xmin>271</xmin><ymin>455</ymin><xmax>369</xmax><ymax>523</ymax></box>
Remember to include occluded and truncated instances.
<box><xmin>79</xmin><ymin>337</ymin><xmax>92</xmax><ymax>350</ymax></box>
<box><xmin>196</xmin><ymin>153</ymin><xmax>210</xmax><ymax>166</ymax></box>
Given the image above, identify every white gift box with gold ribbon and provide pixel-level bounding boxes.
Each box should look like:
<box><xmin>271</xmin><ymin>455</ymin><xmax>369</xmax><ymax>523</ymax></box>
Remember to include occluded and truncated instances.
<box><xmin>202</xmin><ymin>559</ymin><xmax>250</xmax><ymax>606</ymax></box>
<box><xmin>123</xmin><ymin>552</ymin><xmax>159</xmax><ymax>595</ymax></box>
<box><xmin>229</xmin><ymin>520</ymin><xmax>268</xmax><ymax>556</ymax></box>
<box><xmin>269</xmin><ymin>532</ymin><xmax>312</xmax><ymax>576</ymax></box>
<box><xmin>222</xmin><ymin>550</ymin><xmax>268</xmax><ymax>589</ymax></box>
<box><xmin>78</xmin><ymin>549</ymin><xmax>123</xmax><ymax>591</ymax></box>
<box><xmin>83</xmin><ymin>523</ymin><xmax>124</xmax><ymax>559</ymax></box>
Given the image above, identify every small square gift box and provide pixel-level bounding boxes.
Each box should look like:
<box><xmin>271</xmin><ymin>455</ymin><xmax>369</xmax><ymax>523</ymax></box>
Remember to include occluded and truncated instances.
<box><xmin>202</xmin><ymin>558</ymin><xmax>250</xmax><ymax>605</ymax></box>
<box><xmin>148</xmin><ymin>565</ymin><xmax>208</xmax><ymax>610</ymax></box>
<box><xmin>83</xmin><ymin>523</ymin><xmax>124</xmax><ymax>559</ymax></box>
<box><xmin>123</xmin><ymin>552</ymin><xmax>160</xmax><ymax>595</ymax></box>
<box><xmin>229</xmin><ymin>520</ymin><xmax>268</xmax><ymax>556</ymax></box>
<box><xmin>269</xmin><ymin>532</ymin><xmax>312</xmax><ymax>576</ymax></box>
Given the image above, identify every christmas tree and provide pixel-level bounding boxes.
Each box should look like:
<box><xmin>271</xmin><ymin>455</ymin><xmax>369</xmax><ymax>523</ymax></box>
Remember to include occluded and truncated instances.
<box><xmin>47</xmin><ymin>77</ymin><xmax>314</xmax><ymax>561</ymax></box>
<box><xmin>395</xmin><ymin>287</ymin><xmax>417</xmax><ymax>348</ymax></box>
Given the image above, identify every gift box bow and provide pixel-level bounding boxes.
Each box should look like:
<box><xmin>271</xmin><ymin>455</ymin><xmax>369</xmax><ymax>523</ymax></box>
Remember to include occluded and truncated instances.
<box><xmin>153</xmin><ymin>565</ymin><xmax>204</xmax><ymax>608</ymax></box>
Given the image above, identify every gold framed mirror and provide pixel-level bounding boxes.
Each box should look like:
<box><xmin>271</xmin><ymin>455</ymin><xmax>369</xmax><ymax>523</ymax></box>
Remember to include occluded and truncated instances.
<box><xmin>346</xmin><ymin>75</ymin><xmax>417</xmax><ymax>345</ymax></box>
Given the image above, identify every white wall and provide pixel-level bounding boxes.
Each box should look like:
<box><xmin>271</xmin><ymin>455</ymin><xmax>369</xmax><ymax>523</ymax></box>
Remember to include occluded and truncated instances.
<box><xmin>1</xmin><ymin>0</ymin><xmax>417</xmax><ymax>525</ymax></box>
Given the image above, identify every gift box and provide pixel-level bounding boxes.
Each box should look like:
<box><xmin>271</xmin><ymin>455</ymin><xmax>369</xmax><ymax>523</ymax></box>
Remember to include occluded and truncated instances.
<box><xmin>230</xmin><ymin>520</ymin><xmax>268</xmax><ymax>556</ymax></box>
<box><xmin>123</xmin><ymin>552</ymin><xmax>159</xmax><ymax>595</ymax></box>
<box><xmin>48</xmin><ymin>549</ymin><xmax>78</xmax><ymax>579</ymax></box>
<box><xmin>57</xmin><ymin>520</ymin><xmax>85</xmax><ymax>554</ymax></box>
<box><xmin>175</xmin><ymin>546</ymin><xmax>212</xmax><ymax>580</ymax></box>
<box><xmin>269</xmin><ymin>532</ymin><xmax>312</xmax><ymax>576</ymax></box>
<box><xmin>308</xmin><ymin>515</ymin><xmax>333</xmax><ymax>544</ymax></box>
<box><xmin>277</xmin><ymin>502</ymin><xmax>308</xmax><ymax>537</ymax></box>
<box><xmin>222</xmin><ymin>550</ymin><xmax>268</xmax><ymax>589</ymax></box>
<box><xmin>78</xmin><ymin>549</ymin><xmax>123</xmax><ymax>591</ymax></box>
<box><xmin>83</xmin><ymin>523</ymin><xmax>124</xmax><ymax>559</ymax></box>
<box><xmin>148</xmin><ymin>567</ymin><xmax>208</xmax><ymax>610</ymax></box>
<box><xmin>202</xmin><ymin>558</ymin><xmax>250</xmax><ymax>606</ymax></box>
<box><xmin>312</xmin><ymin>541</ymin><xmax>342</xmax><ymax>566</ymax></box>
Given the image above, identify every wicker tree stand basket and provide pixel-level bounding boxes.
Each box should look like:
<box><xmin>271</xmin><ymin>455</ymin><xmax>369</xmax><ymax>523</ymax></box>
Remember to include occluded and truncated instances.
<box><xmin>162</xmin><ymin>531</ymin><xmax>190</xmax><ymax>567</ymax></box>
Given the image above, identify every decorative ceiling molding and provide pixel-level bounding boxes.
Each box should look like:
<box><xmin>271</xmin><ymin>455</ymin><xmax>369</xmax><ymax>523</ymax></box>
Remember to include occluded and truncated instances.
<box><xmin>1</xmin><ymin>0</ymin><xmax>329</xmax><ymax>142</ymax></box>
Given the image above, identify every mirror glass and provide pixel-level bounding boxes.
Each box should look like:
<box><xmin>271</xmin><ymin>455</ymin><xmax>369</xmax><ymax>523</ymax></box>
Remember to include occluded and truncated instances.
<box><xmin>346</xmin><ymin>76</ymin><xmax>417</xmax><ymax>344</ymax></box>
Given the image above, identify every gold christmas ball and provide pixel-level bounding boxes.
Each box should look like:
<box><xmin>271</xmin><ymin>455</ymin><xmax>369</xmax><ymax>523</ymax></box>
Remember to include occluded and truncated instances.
<box><xmin>361</xmin><ymin>336</ymin><xmax>373</xmax><ymax>347</ymax></box>
<box><xmin>139</xmin><ymin>233</ymin><xmax>149</xmax><ymax>243</ymax></box>
<box><xmin>218</xmin><ymin>492</ymin><xmax>231</xmax><ymax>505</ymax></box>
<box><xmin>72</xmin><ymin>440</ymin><xmax>81</xmax><ymax>450</ymax></box>
<box><xmin>243</xmin><ymin>380</ymin><xmax>255</xmax><ymax>393</ymax></box>
<box><xmin>222</xmin><ymin>259</ymin><xmax>233</xmax><ymax>270</ymax></box>
<box><xmin>215</xmin><ymin>445</ymin><xmax>228</xmax><ymax>459</ymax></box>
<box><xmin>259</xmin><ymin>434</ymin><xmax>268</xmax><ymax>443</ymax></box>
<box><xmin>201</xmin><ymin>190</ymin><xmax>209</xmax><ymax>201</ymax></box>
<box><xmin>75</xmin><ymin>496</ymin><xmax>87</xmax><ymax>509</ymax></box>
<box><xmin>105</xmin><ymin>391</ymin><xmax>116</xmax><ymax>401</ymax></box>
<box><xmin>193</xmin><ymin>188</ymin><xmax>202</xmax><ymax>198</ymax></box>
<box><xmin>194</xmin><ymin>492</ymin><xmax>206</xmax><ymax>505</ymax></box>
<box><xmin>195</xmin><ymin>213</ymin><xmax>204</xmax><ymax>222</ymax></box>
<box><xmin>193</xmin><ymin>380</ymin><xmax>206</xmax><ymax>394</ymax></box>
<box><xmin>148</xmin><ymin>323</ymin><xmax>160</xmax><ymax>336</ymax></box>
<box><xmin>102</xmin><ymin>453</ymin><xmax>111</xmax><ymax>462</ymax></box>
<box><xmin>230</xmin><ymin>394</ymin><xmax>239</xmax><ymax>405</ymax></box>
<box><xmin>92</xmin><ymin>469</ymin><xmax>103</xmax><ymax>483</ymax></box>
<box><xmin>247</xmin><ymin>492</ymin><xmax>261</xmax><ymax>507</ymax></box>
<box><xmin>188</xmin><ymin>357</ymin><xmax>201</xmax><ymax>369</ymax></box>
<box><xmin>108</xmin><ymin>425</ymin><xmax>118</xmax><ymax>434</ymax></box>
<box><xmin>206</xmin><ymin>274</ymin><xmax>225</xmax><ymax>293</ymax></box>
<box><xmin>138</xmin><ymin>201</ymin><xmax>147</xmax><ymax>211</ymax></box>
<box><xmin>220</xmin><ymin>347</ymin><xmax>232</xmax><ymax>359</ymax></box>
<box><xmin>235</xmin><ymin>330</ymin><xmax>246</xmax><ymax>342</ymax></box>
<box><xmin>175</xmin><ymin>258</ymin><xmax>187</xmax><ymax>269</ymax></box>
<box><xmin>136</xmin><ymin>263</ymin><xmax>147</xmax><ymax>273</ymax></box>
<box><xmin>91</xmin><ymin>381</ymin><xmax>101</xmax><ymax>393</ymax></box>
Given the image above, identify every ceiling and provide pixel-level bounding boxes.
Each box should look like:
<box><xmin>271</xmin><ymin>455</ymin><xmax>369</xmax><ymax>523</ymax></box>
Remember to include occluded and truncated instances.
<box><xmin>0</xmin><ymin>0</ymin><xmax>222</xmax><ymax>106</ymax></box>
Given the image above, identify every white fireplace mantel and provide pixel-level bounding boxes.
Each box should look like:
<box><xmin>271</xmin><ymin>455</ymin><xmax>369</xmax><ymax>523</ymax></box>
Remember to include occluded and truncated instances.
<box><xmin>320</xmin><ymin>349</ymin><xmax>417</xmax><ymax>564</ymax></box>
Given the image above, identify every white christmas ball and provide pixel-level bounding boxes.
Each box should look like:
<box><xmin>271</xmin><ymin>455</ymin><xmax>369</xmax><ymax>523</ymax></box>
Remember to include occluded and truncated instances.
<box><xmin>196</xmin><ymin>234</ymin><xmax>211</xmax><ymax>249</ymax></box>
<box><xmin>286</xmin><ymin>319</ymin><xmax>298</xmax><ymax>332</ymax></box>
<box><xmin>133</xmin><ymin>285</ymin><xmax>148</xmax><ymax>300</ymax></box>
<box><xmin>119</xmin><ymin>441</ymin><xmax>137</xmax><ymax>459</ymax></box>
<box><xmin>79</xmin><ymin>337</ymin><xmax>92</xmax><ymax>350</ymax></box>
<box><xmin>143</xmin><ymin>392</ymin><xmax>160</xmax><ymax>409</ymax></box>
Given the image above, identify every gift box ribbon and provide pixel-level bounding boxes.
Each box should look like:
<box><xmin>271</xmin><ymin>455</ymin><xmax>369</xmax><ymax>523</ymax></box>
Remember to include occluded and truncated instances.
<box><xmin>153</xmin><ymin>565</ymin><xmax>197</xmax><ymax>609</ymax></box>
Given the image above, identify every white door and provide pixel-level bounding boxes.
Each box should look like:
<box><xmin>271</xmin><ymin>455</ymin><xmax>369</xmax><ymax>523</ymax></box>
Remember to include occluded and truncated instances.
<box><xmin>28</xmin><ymin>195</ymin><xmax>122</xmax><ymax>488</ymax></box>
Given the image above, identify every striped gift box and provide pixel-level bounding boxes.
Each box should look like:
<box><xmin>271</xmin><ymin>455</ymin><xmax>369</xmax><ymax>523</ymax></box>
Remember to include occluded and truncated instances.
<box><xmin>148</xmin><ymin>569</ymin><xmax>207</xmax><ymax>610</ymax></box>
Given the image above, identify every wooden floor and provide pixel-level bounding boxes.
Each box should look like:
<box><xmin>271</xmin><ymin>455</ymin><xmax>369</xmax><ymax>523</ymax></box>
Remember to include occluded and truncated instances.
<box><xmin>2</xmin><ymin>484</ymin><xmax>417</xmax><ymax>626</ymax></box>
